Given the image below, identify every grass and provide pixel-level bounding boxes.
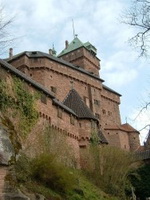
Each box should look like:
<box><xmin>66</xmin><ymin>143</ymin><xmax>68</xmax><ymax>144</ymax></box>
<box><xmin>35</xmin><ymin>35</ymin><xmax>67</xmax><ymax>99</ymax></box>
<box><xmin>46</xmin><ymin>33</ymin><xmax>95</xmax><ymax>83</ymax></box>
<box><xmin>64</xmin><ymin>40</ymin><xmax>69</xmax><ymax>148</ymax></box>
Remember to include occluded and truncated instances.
<box><xmin>14</xmin><ymin>153</ymin><xmax>120</xmax><ymax>200</ymax></box>
<box><xmin>21</xmin><ymin>170</ymin><xmax>119</xmax><ymax>200</ymax></box>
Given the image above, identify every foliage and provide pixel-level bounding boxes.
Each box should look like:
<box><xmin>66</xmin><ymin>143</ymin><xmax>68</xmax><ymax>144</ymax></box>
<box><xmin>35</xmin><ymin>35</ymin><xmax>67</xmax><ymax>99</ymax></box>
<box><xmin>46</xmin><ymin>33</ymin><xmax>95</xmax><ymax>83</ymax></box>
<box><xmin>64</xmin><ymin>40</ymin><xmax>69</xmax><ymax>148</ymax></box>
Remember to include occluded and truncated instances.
<box><xmin>14</xmin><ymin>154</ymin><xmax>119</xmax><ymax>200</ymax></box>
<box><xmin>0</xmin><ymin>79</ymin><xmax>12</xmax><ymax>111</ymax></box>
<box><xmin>30</xmin><ymin>153</ymin><xmax>77</xmax><ymax>194</ymax></box>
<box><xmin>15</xmin><ymin>153</ymin><xmax>32</xmax><ymax>183</ymax></box>
<box><xmin>0</xmin><ymin>77</ymin><xmax>39</xmax><ymax>138</ymax></box>
<box><xmin>130</xmin><ymin>164</ymin><xmax>150</xmax><ymax>200</ymax></box>
<box><xmin>85</xmin><ymin>145</ymin><xmax>139</xmax><ymax>199</ymax></box>
<box><xmin>25</xmin><ymin>125</ymin><xmax>76</xmax><ymax>168</ymax></box>
<box><xmin>13</xmin><ymin>77</ymin><xmax>39</xmax><ymax>137</ymax></box>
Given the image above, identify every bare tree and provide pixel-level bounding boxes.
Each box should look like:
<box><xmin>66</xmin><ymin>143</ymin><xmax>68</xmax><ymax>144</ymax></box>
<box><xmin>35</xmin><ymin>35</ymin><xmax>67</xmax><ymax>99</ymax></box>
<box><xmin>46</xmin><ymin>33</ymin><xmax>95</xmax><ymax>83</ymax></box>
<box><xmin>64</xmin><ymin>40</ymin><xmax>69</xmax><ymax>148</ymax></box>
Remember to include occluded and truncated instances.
<box><xmin>0</xmin><ymin>5</ymin><xmax>15</xmax><ymax>55</ymax></box>
<box><xmin>124</xmin><ymin>0</ymin><xmax>150</xmax><ymax>56</ymax></box>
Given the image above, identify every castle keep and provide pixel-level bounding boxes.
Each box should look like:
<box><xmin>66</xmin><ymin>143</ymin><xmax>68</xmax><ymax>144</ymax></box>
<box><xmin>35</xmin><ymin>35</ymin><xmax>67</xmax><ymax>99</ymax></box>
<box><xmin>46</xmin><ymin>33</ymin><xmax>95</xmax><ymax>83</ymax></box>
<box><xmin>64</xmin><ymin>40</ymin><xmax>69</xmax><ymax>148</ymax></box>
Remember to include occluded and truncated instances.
<box><xmin>0</xmin><ymin>36</ymin><xmax>140</xmax><ymax>168</ymax></box>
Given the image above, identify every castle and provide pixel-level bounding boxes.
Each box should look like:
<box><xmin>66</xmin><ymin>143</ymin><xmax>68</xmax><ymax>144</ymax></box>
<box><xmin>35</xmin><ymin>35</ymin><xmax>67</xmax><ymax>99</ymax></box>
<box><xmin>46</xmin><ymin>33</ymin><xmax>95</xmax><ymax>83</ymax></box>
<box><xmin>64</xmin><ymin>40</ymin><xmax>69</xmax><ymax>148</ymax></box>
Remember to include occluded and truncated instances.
<box><xmin>0</xmin><ymin>36</ymin><xmax>140</xmax><ymax>168</ymax></box>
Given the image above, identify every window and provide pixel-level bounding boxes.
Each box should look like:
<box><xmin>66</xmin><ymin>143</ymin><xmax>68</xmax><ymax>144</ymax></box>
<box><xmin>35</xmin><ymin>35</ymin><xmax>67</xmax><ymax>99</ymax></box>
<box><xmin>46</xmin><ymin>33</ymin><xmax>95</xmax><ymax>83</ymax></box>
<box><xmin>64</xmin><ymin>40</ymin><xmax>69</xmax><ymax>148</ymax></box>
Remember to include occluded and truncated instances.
<box><xmin>79</xmin><ymin>123</ymin><xmax>82</xmax><ymax>128</ymax></box>
<box><xmin>41</xmin><ymin>94</ymin><xmax>47</xmax><ymax>104</ymax></box>
<box><xmin>102</xmin><ymin>109</ymin><xmax>106</xmax><ymax>114</ymax></box>
<box><xmin>51</xmin><ymin>86</ymin><xmax>57</xmax><ymax>93</ymax></box>
<box><xmin>94</xmin><ymin>99</ymin><xmax>100</xmax><ymax>106</ymax></box>
<box><xmin>70</xmin><ymin>115</ymin><xmax>75</xmax><ymax>125</ymax></box>
<box><xmin>57</xmin><ymin>108</ymin><xmax>62</xmax><ymax>119</ymax></box>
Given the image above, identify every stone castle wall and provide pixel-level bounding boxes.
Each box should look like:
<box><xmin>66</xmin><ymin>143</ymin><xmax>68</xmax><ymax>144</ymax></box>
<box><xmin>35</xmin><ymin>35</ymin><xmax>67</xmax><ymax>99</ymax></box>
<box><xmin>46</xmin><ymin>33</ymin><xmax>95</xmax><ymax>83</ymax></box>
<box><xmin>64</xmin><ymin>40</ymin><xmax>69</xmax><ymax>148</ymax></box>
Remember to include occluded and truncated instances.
<box><xmin>0</xmin><ymin>44</ymin><xmax>140</xmax><ymax>166</ymax></box>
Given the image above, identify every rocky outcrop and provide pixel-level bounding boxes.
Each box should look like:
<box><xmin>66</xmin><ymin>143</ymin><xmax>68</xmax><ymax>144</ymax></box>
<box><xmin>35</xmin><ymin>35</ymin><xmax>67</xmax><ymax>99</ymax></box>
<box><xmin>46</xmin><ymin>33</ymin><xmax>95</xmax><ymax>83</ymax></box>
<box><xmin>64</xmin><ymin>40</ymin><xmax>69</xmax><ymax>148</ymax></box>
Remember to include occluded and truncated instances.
<box><xmin>0</xmin><ymin>126</ymin><xmax>15</xmax><ymax>165</ymax></box>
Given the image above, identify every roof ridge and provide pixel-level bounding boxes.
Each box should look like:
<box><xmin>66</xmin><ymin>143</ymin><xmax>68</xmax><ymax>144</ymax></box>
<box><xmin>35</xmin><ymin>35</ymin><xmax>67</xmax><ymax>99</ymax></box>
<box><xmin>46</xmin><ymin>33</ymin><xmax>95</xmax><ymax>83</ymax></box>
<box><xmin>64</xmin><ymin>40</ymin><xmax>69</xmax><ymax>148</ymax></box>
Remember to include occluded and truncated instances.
<box><xmin>7</xmin><ymin>51</ymin><xmax>104</xmax><ymax>82</ymax></box>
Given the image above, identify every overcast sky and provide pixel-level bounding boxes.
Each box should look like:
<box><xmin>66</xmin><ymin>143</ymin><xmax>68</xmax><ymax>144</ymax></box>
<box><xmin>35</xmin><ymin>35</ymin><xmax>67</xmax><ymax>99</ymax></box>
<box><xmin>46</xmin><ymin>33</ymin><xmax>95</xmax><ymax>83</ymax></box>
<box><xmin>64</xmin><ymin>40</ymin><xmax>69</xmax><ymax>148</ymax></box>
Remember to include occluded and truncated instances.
<box><xmin>1</xmin><ymin>0</ymin><xmax>150</xmax><ymax>144</ymax></box>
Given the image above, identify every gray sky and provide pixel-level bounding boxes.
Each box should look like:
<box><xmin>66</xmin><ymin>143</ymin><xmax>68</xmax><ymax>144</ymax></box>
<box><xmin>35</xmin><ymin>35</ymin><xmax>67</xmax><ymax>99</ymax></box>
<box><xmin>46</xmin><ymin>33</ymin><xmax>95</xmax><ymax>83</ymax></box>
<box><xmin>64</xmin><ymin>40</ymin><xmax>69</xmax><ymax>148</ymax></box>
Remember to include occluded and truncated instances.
<box><xmin>1</xmin><ymin>0</ymin><xmax>150</xmax><ymax>143</ymax></box>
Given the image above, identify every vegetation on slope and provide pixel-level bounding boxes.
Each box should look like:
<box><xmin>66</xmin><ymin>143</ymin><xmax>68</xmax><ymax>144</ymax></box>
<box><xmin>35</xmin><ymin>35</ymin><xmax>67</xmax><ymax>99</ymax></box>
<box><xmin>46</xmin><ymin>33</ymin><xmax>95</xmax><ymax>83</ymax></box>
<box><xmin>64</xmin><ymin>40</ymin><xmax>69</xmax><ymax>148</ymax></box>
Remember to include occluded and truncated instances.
<box><xmin>13</xmin><ymin>153</ymin><xmax>119</xmax><ymax>200</ymax></box>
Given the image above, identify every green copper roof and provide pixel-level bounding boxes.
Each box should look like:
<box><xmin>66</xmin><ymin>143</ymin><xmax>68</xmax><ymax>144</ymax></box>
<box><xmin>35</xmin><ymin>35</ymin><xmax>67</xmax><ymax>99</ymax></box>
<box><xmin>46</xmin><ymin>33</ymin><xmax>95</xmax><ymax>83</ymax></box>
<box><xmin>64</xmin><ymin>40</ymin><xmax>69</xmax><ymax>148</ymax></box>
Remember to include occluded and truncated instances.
<box><xmin>58</xmin><ymin>36</ymin><xmax>83</xmax><ymax>56</ymax></box>
<box><xmin>58</xmin><ymin>36</ymin><xmax>97</xmax><ymax>57</ymax></box>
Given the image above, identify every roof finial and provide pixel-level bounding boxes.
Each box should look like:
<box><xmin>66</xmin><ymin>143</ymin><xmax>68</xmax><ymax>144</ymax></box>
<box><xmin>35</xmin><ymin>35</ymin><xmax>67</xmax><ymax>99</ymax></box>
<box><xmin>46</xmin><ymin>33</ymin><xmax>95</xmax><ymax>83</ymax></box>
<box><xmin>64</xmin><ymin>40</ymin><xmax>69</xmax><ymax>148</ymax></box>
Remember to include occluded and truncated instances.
<box><xmin>49</xmin><ymin>43</ymin><xmax>56</xmax><ymax>56</ymax></box>
<box><xmin>72</xmin><ymin>19</ymin><xmax>75</xmax><ymax>39</ymax></box>
<box><xmin>125</xmin><ymin>117</ymin><xmax>128</xmax><ymax>123</ymax></box>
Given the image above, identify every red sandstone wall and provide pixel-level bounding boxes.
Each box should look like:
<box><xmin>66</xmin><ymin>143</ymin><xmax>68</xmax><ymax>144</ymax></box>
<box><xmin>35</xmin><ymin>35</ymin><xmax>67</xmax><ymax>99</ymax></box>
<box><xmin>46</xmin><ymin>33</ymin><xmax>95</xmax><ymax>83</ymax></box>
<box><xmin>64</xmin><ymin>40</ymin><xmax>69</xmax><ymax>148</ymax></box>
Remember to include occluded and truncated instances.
<box><xmin>104</xmin><ymin>129</ymin><xmax>121</xmax><ymax>148</ymax></box>
<box><xmin>2</xmin><ymin>66</ymin><xmax>82</xmax><ymax>167</ymax></box>
<box><xmin>101</xmin><ymin>90</ymin><xmax>121</xmax><ymax>127</ymax></box>
<box><xmin>59</xmin><ymin>47</ymin><xmax>100</xmax><ymax>76</ymax></box>
<box><xmin>128</xmin><ymin>132</ymin><xmax>140</xmax><ymax>152</ymax></box>
<box><xmin>9</xmin><ymin>55</ymin><xmax>122</xmax><ymax>141</ymax></box>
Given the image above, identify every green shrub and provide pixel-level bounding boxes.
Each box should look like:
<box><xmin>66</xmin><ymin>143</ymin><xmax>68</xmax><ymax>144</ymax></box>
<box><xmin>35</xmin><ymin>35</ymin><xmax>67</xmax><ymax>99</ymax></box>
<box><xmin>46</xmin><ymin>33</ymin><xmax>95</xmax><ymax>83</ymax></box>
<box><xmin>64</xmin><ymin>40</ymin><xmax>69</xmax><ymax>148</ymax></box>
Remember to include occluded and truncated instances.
<box><xmin>15</xmin><ymin>153</ymin><xmax>32</xmax><ymax>183</ymax></box>
<box><xmin>84</xmin><ymin>145</ymin><xmax>139</xmax><ymax>199</ymax></box>
<box><xmin>30</xmin><ymin>153</ymin><xmax>77</xmax><ymax>194</ymax></box>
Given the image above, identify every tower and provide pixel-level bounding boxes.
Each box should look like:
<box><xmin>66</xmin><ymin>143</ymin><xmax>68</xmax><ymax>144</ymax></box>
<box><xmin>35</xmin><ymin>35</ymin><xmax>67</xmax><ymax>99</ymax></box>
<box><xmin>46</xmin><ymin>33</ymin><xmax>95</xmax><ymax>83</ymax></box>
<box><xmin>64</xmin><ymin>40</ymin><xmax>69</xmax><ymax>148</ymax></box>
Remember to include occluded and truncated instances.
<box><xmin>58</xmin><ymin>36</ymin><xmax>100</xmax><ymax>76</ymax></box>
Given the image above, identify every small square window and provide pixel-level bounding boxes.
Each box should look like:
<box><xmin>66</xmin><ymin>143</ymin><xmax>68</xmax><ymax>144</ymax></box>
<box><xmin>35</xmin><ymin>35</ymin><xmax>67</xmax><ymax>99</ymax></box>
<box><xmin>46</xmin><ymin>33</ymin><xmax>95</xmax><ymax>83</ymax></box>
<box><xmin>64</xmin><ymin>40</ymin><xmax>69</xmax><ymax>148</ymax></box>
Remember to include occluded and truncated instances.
<box><xmin>102</xmin><ymin>109</ymin><xmax>106</xmax><ymax>114</ymax></box>
<box><xmin>94</xmin><ymin>99</ymin><xmax>100</xmax><ymax>106</ymax></box>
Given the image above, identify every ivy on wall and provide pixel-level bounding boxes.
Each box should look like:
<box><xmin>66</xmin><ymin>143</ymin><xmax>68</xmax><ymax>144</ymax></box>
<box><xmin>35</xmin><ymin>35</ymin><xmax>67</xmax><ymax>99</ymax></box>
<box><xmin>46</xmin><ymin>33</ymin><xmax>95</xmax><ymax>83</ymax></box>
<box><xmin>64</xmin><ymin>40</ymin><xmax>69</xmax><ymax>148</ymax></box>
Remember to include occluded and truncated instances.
<box><xmin>0</xmin><ymin>75</ymin><xmax>39</xmax><ymax>138</ymax></box>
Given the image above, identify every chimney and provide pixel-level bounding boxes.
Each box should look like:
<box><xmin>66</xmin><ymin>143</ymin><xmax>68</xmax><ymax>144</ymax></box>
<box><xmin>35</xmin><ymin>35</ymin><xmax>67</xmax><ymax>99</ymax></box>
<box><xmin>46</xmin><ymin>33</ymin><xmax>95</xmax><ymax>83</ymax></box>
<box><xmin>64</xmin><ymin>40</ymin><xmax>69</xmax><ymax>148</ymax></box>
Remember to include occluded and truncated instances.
<box><xmin>49</xmin><ymin>49</ymin><xmax>53</xmax><ymax>55</ymax></box>
<box><xmin>9</xmin><ymin>48</ymin><xmax>13</xmax><ymax>59</ymax></box>
<box><xmin>65</xmin><ymin>40</ymin><xmax>69</xmax><ymax>49</ymax></box>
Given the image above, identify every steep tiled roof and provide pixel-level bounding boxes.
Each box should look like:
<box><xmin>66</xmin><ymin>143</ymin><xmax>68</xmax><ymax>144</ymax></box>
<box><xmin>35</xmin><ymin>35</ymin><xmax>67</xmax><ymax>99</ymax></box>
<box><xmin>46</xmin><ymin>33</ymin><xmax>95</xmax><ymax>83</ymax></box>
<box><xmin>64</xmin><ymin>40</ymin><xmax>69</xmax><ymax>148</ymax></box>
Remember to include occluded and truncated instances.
<box><xmin>121</xmin><ymin>123</ymin><xmax>139</xmax><ymax>133</ymax></box>
<box><xmin>6</xmin><ymin>51</ymin><xmax>104</xmax><ymax>82</ymax></box>
<box><xmin>53</xmin><ymin>99</ymin><xmax>77</xmax><ymax>117</ymax></box>
<box><xmin>105</xmin><ymin>123</ymin><xmax>139</xmax><ymax>134</ymax></box>
<box><xmin>63</xmin><ymin>89</ymin><xmax>98</xmax><ymax>121</ymax></box>
<box><xmin>98</xmin><ymin>131</ymin><xmax>108</xmax><ymax>144</ymax></box>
